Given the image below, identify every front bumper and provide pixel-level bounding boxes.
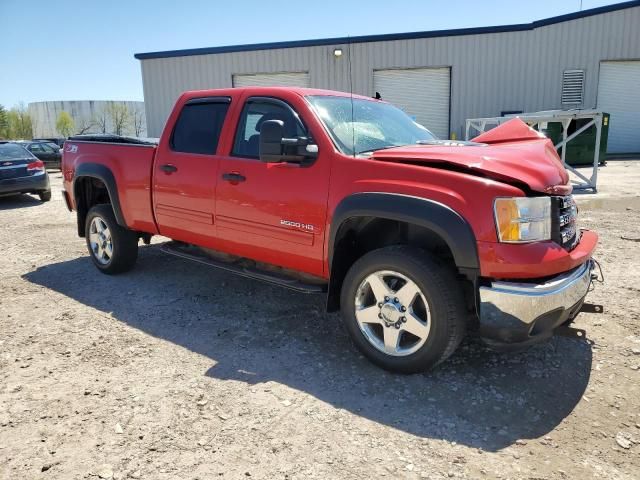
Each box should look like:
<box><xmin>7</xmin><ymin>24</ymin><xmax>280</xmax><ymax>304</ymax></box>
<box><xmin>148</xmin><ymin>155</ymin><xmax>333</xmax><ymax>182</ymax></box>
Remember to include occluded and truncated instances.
<box><xmin>478</xmin><ymin>260</ymin><xmax>594</xmax><ymax>349</ymax></box>
<box><xmin>0</xmin><ymin>172</ymin><xmax>50</xmax><ymax>196</ymax></box>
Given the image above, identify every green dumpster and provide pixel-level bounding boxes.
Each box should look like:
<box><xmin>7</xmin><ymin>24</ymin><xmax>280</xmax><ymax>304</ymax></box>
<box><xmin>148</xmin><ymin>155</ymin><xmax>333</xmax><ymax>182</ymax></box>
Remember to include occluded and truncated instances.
<box><xmin>537</xmin><ymin>113</ymin><xmax>610</xmax><ymax>166</ymax></box>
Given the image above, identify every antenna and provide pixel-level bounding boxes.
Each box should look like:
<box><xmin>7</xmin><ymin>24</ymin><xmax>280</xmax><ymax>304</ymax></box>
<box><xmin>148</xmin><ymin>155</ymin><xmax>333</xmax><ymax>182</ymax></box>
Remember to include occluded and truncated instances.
<box><xmin>347</xmin><ymin>37</ymin><xmax>355</xmax><ymax>157</ymax></box>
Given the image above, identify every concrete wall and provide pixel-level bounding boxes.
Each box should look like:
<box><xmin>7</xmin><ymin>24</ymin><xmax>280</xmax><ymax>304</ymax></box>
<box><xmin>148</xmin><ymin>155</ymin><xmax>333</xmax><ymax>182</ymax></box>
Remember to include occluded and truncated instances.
<box><xmin>139</xmin><ymin>5</ymin><xmax>640</xmax><ymax>138</ymax></box>
<box><xmin>28</xmin><ymin>100</ymin><xmax>146</xmax><ymax>138</ymax></box>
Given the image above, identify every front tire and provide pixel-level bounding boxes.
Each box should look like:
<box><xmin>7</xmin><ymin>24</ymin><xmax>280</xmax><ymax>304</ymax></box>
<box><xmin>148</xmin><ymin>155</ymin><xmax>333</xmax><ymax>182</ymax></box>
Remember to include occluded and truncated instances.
<box><xmin>340</xmin><ymin>246</ymin><xmax>467</xmax><ymax>373</ymax></box>
<box><xmin>85</xmin><ymin>204</ymin><xmax>138</xmax><ymax>274</ymax></box>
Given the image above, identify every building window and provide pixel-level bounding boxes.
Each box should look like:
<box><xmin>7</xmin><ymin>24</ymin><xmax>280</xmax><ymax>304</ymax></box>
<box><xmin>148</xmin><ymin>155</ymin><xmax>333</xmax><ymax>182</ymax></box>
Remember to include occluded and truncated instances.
<box><xmin>561</xmin><ymin>70</ymin><xmax>585</xmax><ymax>106</ymax></box>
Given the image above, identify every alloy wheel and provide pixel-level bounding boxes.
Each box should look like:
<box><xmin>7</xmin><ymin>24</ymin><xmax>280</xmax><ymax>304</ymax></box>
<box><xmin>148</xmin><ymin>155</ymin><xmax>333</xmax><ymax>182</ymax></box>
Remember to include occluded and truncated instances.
<box><xmin>354</xmin><ymin>270</ymin><xmax>431</xmax><ymax>356</ymax></box>
<box><xmin>88</xmin><ymin>216</ymin><xmax>113</xmax><ymax>265</ymax></box>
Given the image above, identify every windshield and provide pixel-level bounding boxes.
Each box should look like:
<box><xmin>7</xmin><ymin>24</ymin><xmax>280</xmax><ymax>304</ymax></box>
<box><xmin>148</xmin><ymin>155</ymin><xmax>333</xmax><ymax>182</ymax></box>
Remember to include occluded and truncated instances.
<box><xmin>0</xmin><ymin>143</ymin><xmax>33</xmax><ymax>160</ymax></box>
<box><xmin>307</xmin><ymin>95</ymin><xmax>436</xmax><ymax>156</ymax></box>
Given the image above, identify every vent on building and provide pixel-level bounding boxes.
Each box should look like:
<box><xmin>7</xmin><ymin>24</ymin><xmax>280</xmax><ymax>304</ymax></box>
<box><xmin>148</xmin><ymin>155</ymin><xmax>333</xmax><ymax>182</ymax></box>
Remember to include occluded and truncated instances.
<box><xmin>561</xmin><ymin>70</ymin><xmax>585</xmax><ymax>106</ymax></box>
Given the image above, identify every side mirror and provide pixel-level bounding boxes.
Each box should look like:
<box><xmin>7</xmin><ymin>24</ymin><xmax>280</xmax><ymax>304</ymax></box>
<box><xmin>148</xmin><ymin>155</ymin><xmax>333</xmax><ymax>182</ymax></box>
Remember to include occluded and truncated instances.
<box><xmin>259</xmin><ymin>119</ymin><xmax>318</xmax><ymax>164</ymax></box>
<box><xmin>259</xmin><ymin>119</ymin><xmax>286</xmax><ymax>163</ymax></box>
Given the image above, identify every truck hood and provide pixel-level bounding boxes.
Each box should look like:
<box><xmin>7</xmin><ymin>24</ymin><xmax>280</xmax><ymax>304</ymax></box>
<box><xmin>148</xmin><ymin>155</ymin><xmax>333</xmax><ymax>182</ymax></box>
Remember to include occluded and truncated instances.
<box><xmin>371</xmin><ymin>118</ymin><xmax>570</xmax><ymax>194</ymax></box>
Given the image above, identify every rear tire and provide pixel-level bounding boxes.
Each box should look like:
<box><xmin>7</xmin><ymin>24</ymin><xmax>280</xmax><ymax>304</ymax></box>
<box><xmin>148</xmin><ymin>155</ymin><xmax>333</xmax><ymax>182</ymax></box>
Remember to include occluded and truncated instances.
<box><xmin>38</xmin><ymin>190</ymin><xmax>51</xmax><ymax>202</ymax></box>
<box><xmin>340</xmin><ymin>246</ymin><xmax>467</xmax><ymax>373</ymax></box>
<box><xmin>85</xmin><ymin>204</ymin><xmax>138</xmax><ymax>274</ymax></box>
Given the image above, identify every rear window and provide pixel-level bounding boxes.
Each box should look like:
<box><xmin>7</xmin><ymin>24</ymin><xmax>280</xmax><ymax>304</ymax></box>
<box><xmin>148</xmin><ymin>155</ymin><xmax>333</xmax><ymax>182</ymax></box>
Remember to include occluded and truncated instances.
<box><xmin>0</xmin><ymin>144</ymin><xmax>34</xmax><ymax>160</ymax></box>
<box><xmin>170</xmin><ymin>99</ymin><xmax>230</xmax><ymax>155</ymax></box>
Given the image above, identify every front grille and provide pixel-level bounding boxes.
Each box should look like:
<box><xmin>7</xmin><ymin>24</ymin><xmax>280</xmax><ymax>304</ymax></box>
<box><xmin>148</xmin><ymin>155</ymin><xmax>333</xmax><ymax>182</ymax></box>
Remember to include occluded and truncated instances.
<box><xmin>551</xmin><ymin>195</ymin><xmax>579</xmax><ymax>251</ymax></box>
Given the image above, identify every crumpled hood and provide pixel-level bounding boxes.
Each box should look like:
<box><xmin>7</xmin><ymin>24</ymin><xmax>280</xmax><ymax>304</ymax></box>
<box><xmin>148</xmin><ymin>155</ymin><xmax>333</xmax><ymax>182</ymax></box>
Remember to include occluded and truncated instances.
<box><xmin>371</xmin><ymin>118</ymin><xmax>570</xmax><ymax>194</ymax></box>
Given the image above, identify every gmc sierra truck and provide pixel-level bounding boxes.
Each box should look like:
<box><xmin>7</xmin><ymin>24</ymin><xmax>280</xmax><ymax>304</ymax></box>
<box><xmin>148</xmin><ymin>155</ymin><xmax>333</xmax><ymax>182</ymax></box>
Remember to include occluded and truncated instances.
<box><xmin>61</xmin><ymin>87</ymin><xmax>598</xmax><ymax>373</ymax></box>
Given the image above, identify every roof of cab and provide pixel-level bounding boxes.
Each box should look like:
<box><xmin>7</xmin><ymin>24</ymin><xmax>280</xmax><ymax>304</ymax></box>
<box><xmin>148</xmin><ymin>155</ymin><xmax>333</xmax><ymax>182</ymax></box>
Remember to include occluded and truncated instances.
<box><xmin>181</xmin><ymin>86</ymin><xmax>375</xmax><ymax>101</ymax></box>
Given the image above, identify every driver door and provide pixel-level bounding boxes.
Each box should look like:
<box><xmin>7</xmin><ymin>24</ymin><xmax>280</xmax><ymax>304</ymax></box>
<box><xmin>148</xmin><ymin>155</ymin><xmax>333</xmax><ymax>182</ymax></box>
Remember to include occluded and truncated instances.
<box><xmin>215</xmin><ymin>96</ymin><xmax>331</xmax><ymax>277</ymax></box>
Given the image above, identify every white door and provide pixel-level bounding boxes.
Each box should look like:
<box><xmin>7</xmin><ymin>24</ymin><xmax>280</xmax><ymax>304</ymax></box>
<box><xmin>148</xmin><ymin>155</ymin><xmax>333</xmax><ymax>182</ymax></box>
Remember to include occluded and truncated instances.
<box><xmin>232</xmin><ymin>72</ymin><xmax>310</xmax><ymax>88</ymax></box>
<box><xmin>597</xmin><ymin>61</ymin><xmax>640</xmax><ymax>154</ymax></box>
<box><xmin>373</xmin><ymin>67</ymin><xmax>450</xmax><ymax>139</ymax></box>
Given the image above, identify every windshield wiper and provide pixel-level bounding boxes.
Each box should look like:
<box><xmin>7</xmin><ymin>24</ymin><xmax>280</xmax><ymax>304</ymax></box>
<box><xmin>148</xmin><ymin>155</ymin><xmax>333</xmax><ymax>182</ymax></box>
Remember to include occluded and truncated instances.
<box><xmin>357</xmin><ymin>144</ymin><xmax>406</xmax><ymax>155</ymax></box>
<box><xmin>416</xmin><ymin>139</ymin><xmax>484</xmax><ymax>146</ymax></box>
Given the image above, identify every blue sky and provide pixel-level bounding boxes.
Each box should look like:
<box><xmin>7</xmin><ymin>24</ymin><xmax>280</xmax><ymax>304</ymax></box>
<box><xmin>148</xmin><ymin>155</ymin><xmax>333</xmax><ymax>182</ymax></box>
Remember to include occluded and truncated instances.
<box><xmin>0</xmin><ymin>0</ymin><xmax>627</xmax><ymax>108</ymax></box>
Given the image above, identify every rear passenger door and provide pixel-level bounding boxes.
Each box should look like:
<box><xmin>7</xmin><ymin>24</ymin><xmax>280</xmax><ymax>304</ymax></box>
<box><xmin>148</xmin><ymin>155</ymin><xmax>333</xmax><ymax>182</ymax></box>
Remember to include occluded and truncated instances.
<box><xmin>39</xmin><ymin>143</ymin><xmax>59</xmax><ymax>166</ymax></box>
<box><xmin>152</xmin><ymin>97</ymin><xmax>230</xmax><ymax>246</ymax></box>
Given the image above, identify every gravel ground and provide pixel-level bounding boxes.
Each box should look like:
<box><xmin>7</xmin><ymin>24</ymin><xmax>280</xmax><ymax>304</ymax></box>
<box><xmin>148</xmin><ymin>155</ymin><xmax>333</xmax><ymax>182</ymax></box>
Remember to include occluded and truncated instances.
<box><xmin>1</xmin><ymin>162</ymin><xmax>639</xmax><ymax>480</ymax></box>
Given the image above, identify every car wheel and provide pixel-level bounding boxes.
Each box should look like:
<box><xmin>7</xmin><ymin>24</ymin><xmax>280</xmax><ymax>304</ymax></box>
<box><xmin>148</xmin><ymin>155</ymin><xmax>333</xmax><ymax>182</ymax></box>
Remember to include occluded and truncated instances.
<box><xmin>340</xmin><ymin>246</ymin><xmax>467</xmax><ymax>373</ymax></box>
<box><xmin>85</xmin><ymin>204</ymin><xmax>138</xmax><ymax>274</ymax></box>
<box><xmin>38</xmin><ymin>190</ymin><xmax>52</xmax><ymax>202</ymax></box>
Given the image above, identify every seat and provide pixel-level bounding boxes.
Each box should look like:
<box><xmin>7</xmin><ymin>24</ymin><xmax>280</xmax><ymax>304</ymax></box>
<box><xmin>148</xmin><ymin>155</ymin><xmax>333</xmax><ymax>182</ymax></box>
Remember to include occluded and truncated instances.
<box><xmin>243</xmin><ymin>112</ymin><xmax>297</xmax><ymax>157</ymax></box>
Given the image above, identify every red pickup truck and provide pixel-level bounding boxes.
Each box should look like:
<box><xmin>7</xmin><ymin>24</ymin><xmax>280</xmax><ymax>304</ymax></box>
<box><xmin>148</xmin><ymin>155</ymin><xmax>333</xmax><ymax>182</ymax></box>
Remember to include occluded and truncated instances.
<box><xmin>61</xmin><ymin>87</ymin><xmax>598</xmax><ymax>372</ymax></box>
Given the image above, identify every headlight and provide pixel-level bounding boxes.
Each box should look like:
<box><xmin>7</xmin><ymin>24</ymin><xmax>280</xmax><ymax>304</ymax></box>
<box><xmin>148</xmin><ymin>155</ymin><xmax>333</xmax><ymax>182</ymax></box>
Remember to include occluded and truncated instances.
<box><xmin>494</xmin><ymin>197</ymin><xmax>551</xmax><ymax>243</ymax></box>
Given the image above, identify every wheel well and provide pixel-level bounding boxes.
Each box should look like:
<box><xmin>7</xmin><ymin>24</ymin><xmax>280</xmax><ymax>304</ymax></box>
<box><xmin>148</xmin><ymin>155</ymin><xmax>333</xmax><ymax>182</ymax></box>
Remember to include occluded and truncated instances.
<box><xmin>327</xmin><ymin>217</ymin><xmax>475</xmax><ymax>313</ymax></box>
<box><xmin>74</xmin><ymin>177</ymin><xmax>112</xmax><ymax>237</ymax></box>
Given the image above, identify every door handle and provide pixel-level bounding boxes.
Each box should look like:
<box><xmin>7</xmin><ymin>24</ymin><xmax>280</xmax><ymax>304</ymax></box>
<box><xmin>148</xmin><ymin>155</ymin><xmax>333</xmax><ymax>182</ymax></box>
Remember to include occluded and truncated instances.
<box><xmin>222</xmin><ymin>172</ymin><xmax>246</xmax><ymax>183</ymax></box>
<box><xmin>161</xmin><ymin>164</ymin><xmax>178</xmax><ymax>173</ymax></box>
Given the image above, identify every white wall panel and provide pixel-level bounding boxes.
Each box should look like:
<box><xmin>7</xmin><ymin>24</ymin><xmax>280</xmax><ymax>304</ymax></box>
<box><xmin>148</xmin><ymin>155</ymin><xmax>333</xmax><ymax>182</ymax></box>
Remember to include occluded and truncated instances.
<box><xmin>597</xmin><ymin>61</ymin><xmax>640</xmax><ymax>153</ymax></box>
<box><xmin>373</xmin><ymin>68</ymin><xmax>450</xmax><ymax>138</ymax></box>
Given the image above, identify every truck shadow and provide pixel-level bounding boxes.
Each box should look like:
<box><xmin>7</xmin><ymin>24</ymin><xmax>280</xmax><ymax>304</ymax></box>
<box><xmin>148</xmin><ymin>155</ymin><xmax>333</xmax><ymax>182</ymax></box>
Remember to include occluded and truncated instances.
<box><xmin>23</xmin><ymin>244</ymin><xmax>592</xmax><ymax>452</ymax></box>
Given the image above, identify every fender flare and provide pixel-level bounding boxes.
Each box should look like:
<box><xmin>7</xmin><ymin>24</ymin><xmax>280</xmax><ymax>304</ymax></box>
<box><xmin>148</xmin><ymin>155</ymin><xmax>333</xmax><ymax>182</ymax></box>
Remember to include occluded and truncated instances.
<box><xmin>326</xmin><ymin>192</ymin><xmax>479</xmax><ymax>311</ymax></box>
<box><xmin>73</xmin><ymin>163</ymin><xmax>126</xmax><ymax>229</ymax></box>
<box><xmin>329</xmin><ymin>192</ymin><xmax>479</xmax><ymax>271</ymax></box>
<box><xmin>328</xmin><ymin>192</ymin><xmax>480</xmax><ymax>277</ymax></box>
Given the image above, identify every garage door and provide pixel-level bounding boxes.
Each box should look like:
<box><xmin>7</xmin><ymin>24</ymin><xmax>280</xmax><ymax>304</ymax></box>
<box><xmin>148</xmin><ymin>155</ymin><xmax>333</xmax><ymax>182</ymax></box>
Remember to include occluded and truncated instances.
<box><xmin>373</xmin><ymin>67</ymin><xmax>450</xmax><ymax>139</ymax></box>
<box><xmin>597</xmin><ymin>61</ymin><xmax>640</xmax><ymax>154</ymax></box>
<box><xmin>232</xmin><ymin>72</ymin><xmax>310</xmax><ymax>88</ymax></box>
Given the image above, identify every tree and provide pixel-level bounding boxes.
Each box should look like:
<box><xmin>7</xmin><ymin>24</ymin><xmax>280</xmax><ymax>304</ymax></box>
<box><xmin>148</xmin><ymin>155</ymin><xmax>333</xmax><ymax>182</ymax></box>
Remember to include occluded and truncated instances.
<box><xmin>75</xmin><ymin>118</ymin><xmax>96</xmax><ymax>135</ymax></box>
<box><xmin>94</xmin><ymin>107</ymin><xmax>109</xmax><ymax>134</ymax></box>
<box><xmin>56</xmin><ymin>111</ymin><xmax>75</xmax><ymax>138</ymax></box>
<box><xmin>0</xmin><ymin>105</ymin><xmax>8</xmax><ymax>139</ymax></box>
<box><xmin>131</xmin><ymin>106</ymin><xmax>146</xmax><ymax>137</ymax></box>
<box><xmin>6</xmin><ymin>103</ymin><xmax>33</xmax><ymax>139</ymax></box>
<box><xmin>107</xmin><ymin>103</ymin><xmax>131</xmax><ymax>136</ymax></box>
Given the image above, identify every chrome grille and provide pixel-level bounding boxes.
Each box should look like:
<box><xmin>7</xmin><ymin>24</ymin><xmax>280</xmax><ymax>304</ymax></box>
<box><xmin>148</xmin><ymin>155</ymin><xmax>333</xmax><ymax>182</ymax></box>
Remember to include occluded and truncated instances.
<box><xmin>552</xmin><ymin>195</ymin><xmax>579</xmax><ymax>251</ymax></box>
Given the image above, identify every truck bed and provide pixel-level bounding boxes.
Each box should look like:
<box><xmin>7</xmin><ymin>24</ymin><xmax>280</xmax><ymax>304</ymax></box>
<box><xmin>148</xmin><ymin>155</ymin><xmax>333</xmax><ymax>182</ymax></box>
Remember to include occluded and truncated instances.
<box><xmin>62</xmin><ymin>136</ymin><xmax>159</xmax><ymax>235</ymax></box>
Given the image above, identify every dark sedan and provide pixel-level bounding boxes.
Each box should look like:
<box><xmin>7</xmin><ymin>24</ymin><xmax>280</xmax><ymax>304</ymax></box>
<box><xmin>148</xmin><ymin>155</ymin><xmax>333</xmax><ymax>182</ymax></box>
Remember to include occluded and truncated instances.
<box><xmin>0</xmin><ymin>142</ymin><xmax>51</xmax><ymax>202</ymax></box>
<box><xmin>14</xmin><ymin>140</ymin><xmax>62</xmax><ymax>169</ymax></box>
<box><xmin>33</xmin><ymin>137</ymin><xmax>66</xmax><ymax>148</ymax></box>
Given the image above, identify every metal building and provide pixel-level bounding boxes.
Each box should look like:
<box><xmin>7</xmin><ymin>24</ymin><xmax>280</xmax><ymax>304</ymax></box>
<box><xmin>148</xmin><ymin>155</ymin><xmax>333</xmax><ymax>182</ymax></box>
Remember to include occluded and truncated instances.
<box><xmin>135</xmin><ymin>1</ymin><xmax>640</xmax><ymax>153</ymax></box>
<box><xmin>28</xmin><ymin>100</ymin><xmax>146</xmax><ymax>138</ymax></box>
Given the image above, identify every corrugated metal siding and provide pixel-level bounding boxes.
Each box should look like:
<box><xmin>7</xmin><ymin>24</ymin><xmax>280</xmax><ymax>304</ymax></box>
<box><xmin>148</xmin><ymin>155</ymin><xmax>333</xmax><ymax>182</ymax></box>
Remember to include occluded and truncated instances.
<box><xmin>140</xmin><ymin>6</ymin><xmax>640</xmax><ymax>144</ymax></box>
<box><xmin>232</xmin><ymin>72</ymin><xmax>310</xmax><ymax>87</ymax></box>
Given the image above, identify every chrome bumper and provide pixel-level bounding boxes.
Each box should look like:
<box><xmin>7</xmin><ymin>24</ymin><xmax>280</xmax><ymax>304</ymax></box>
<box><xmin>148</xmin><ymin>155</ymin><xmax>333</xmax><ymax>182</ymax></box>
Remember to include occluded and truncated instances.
<box><xmin>478</xmin><ymin>260</ymin><xmax>594</xmax><ymax>347</ymax></box>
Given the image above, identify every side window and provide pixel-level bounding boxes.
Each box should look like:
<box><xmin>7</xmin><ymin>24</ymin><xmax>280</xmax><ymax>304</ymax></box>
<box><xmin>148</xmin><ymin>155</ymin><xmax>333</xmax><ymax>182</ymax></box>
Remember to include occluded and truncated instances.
<box><xmin>41</xmin><ymin>144</ymin><xmax>56</xmax><ymax>153</ymax></box>
<box><xmin>170</xmin><ymin>99</ymin><xmax>230</xmax><ymax>155</ymax></box>
<box><xmin>232</xmin><ymin>100</ymin><xmax>305</xmax><ymax>158</ymax></box>
<box><xmin>29</xmin><ymin>144</ymin><xmax>44</xmax><ymax>153</ymax></box>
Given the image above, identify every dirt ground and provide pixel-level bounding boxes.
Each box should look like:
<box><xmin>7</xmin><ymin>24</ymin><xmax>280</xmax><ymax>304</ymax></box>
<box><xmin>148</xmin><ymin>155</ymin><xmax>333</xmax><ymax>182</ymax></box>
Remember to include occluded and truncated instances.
<box><xmin>1</xmin><ymin>162</ymin><xmax>639</xmax><ymax>480</ymax></box>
